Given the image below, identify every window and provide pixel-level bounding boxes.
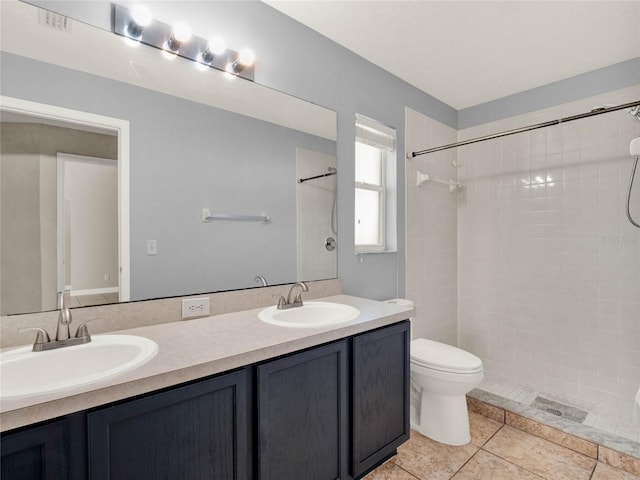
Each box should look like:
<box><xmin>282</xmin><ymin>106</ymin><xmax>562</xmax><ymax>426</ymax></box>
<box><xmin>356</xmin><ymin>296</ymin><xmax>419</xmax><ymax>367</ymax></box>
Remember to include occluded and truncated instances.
<box><xmin>354</xmin><ymin>115</ymin><xmax>396</xmax><ymax>253</ymax></box>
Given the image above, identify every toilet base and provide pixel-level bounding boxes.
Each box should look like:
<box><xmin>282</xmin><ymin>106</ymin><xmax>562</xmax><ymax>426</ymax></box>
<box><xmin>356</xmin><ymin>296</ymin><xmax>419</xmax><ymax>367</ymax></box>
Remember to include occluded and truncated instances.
<box><xmin>411</xmin><ymin>391</ymin><xmax>471</xmax><ymax>446</ymax></box>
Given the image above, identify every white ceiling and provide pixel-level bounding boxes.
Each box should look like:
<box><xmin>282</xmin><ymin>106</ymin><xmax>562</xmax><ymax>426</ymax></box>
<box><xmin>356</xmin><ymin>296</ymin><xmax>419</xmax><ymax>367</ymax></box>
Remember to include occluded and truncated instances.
<box><xmin>264</xmin><ymin>1</ymin><xmax>640</xmax><ymax>110</ymax></box>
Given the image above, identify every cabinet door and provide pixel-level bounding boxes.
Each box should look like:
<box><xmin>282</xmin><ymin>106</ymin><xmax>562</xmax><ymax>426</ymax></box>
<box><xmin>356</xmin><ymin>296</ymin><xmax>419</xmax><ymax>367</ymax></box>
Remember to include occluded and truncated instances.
<box><xmin>257</xmin><ymin>340</ymin><xmax>348</xmax><ymax>480</ymax></box>
<box><xmin>1</xmin><ymin>420</ymin><xmax>67</xmax><ymax>480</ymax></box>
<box><xmin>87</xmin><ymin>369</ymin><xmax>250</xmax><ymax>480</ymax></box>
<box><xmin>352</xmin><ymin>321</ymin><xmax>410</xmax><ymax>478</ymax></box>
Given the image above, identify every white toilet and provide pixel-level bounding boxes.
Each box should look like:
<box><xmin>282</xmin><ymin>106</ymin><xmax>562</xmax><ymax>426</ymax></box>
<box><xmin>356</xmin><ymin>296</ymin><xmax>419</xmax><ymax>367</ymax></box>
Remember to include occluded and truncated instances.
<box><xmin>385</xmin><ymin>298</ymin><xmax>483</xmax><ymax>446</ymax></box>
<box><xmin>410</xmin><ymin>338</ymin><xmax>483</xmax><ymax>446</ymax></box>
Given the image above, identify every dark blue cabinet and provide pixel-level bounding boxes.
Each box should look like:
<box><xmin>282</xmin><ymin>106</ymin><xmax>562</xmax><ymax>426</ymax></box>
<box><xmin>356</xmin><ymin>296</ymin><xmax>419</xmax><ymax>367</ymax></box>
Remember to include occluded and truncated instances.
<box><xmin>351</xmin><ymin>321</ymin><xmax>410</xmax><ymax>478</ymax></box>
<box><xmin>0</xmin><ymin>420</ymin><xmax>67</xmax><ymax>480</ymax></box>
<box><xmin>257</xmin><ymin>340</ymin><xmax>349</xmax><ymax>480</ymax></box>
<box><xmin>256</xmin><ymin>320</ymin><xmax>410</xmax><ymax>480</ymax></box>
<box><xmin>87</xmin><ymin>368</ymin><xmax>250</xmax><ymax>480</ymax></box>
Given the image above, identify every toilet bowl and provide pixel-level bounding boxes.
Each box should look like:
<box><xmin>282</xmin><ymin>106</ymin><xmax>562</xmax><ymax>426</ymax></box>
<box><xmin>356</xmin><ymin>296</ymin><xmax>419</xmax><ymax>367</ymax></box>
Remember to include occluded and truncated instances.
<box><xmin>410</xmin><ymin>338</ymin><xmax>483</xmax><ymax>446</ymax></box>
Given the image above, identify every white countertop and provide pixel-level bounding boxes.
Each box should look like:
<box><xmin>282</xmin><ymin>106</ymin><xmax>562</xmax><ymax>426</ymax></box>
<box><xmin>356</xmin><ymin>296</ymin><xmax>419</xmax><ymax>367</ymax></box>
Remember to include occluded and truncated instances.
<box><xmin>0</xmin><ymin>295</ymin><xmax>413</xmax><ymax>432</ymax></box>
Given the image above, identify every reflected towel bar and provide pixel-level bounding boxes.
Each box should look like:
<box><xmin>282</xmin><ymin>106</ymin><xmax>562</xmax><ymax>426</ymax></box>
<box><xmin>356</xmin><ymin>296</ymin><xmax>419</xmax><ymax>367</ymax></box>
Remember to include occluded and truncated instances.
<box><xmin>201</xmin><ymin>208</ymin><xmax>270</xmax><ymax>224</ymax></box>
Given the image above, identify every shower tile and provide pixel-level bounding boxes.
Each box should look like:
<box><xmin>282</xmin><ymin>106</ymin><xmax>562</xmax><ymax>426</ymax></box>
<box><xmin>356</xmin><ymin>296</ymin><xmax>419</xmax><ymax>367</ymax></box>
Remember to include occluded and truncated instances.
<box><xmin>394</xmin><ymin>430</ymin><xmax>478</xmax><ymax>480</ymax></box>
<box><xmin>451</xmin><ymin>450</ymin><xmax>545</xmax><ymax>480</ymax></box>
<box><xmin>484</xmin><ymin>425</ymin><xmax>597</xmax><ymax>480</ymax></box>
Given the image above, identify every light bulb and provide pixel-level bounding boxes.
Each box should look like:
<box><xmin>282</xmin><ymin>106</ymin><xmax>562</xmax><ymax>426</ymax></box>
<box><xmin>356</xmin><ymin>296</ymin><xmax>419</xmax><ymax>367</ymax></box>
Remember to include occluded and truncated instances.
<box><xmin>200</xmin><ymin>36</ymin><xmax>226</xmax><ymax>64</ymax></box>
<box><xmin>238</xmin><ymin>48</ymin><xmax>255</xmax><ymax>66</ymax></box>
<box><xmin>126</xmin><ymin>4</ymin><xmax>152</xmax><ymax>39</ymax></box>
<box><xmin>230</xmin><ymin>48</ymin><xmax>255</xmax><ymax>74</ymax></box>
<box><xmin>208</xmin><ymin>36</ymin><xmax>227</xmax><ymax>56</ymax></box>
<box><xmin>130</xmin><ymin>4</ymin><xmax>152</xmax><ymax>27</ymax></box>
<box><xmin>167</xmin><ymin>22</ymin><xmax>191</xmax><ymax>51</ymax></box>
<box><xmin>172</xmin><ymin>23</ymin><xmax>192</xmax><ymax>43</ymax></box>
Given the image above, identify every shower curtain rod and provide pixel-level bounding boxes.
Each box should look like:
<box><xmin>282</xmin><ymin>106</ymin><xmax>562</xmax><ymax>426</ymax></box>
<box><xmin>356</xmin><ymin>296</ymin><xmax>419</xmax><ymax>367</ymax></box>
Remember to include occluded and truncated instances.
<box><xmin>298</xmin><ymin>170</ymin><xmax>337</xmax><ymax>184</ymax></box>
<box><xmin>408</xmin><ymin>100</ymin><xmax>640</xmax><ymax>158</ymax></box>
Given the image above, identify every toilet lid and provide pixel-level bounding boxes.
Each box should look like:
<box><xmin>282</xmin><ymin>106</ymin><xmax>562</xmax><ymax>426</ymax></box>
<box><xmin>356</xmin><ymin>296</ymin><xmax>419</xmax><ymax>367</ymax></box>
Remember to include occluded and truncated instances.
<box><xmin>410</xmin><ymin>338</ymin><xmax>483</xmax><ymax>373</ymax></box>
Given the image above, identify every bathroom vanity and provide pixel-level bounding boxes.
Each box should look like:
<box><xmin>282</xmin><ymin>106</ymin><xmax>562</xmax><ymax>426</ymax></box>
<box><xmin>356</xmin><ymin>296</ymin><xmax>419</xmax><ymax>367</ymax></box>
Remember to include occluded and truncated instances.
<box><xmin>0</xmin><ymin>295</ymin><xmax>411</xmax><ymax>480</ymax></box>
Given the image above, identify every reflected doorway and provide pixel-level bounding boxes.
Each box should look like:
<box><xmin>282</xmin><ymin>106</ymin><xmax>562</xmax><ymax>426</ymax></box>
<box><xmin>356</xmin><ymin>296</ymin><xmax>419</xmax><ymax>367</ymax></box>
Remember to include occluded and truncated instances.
<box><xmin>0</xmin><ymin>96</ymin><xmax>130</xmax><ymax>315</ymax></box>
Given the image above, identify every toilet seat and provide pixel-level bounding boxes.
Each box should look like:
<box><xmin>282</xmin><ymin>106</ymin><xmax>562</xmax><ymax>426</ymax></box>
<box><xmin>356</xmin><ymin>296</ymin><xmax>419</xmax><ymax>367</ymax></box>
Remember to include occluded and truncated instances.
<box><xmin>410</xmin><ymin>338</ymin><xmax>482</xmax><ymax>375</ymax></box>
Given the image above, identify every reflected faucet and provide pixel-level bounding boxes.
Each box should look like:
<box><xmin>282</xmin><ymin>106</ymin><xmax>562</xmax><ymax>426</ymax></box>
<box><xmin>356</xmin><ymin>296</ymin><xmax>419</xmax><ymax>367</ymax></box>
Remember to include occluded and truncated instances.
<box><xmin>254</xmin><ymin>274</ymin><xmax>268</xmax><ymax>287</ymax></box>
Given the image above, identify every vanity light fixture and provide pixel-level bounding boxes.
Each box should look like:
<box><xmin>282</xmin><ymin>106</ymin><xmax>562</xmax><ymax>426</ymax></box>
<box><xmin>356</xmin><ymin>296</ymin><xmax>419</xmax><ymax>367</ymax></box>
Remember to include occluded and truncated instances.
<box><xmin>112</xmin><ymin>3</ymin><xmax>255</xmax><ymax>81</ymax></box>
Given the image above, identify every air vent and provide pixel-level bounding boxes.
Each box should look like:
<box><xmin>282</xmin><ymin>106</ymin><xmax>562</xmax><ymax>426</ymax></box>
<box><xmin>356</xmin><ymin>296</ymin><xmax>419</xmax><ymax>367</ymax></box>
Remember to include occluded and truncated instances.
<box><xmin>38</xmin><ymin>9</ymin><xmax>72</xmax><ymax>33</ymax></box>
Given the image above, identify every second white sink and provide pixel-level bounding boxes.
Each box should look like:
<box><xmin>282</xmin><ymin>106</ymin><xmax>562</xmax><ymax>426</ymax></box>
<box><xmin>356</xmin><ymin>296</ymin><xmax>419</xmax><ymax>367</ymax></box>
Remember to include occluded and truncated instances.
<box><xmin>259</xmin><ymin>302</ymin><xmax>360</xmax><ymax>328</ymax></box>
<box><xmin>0</xmin><ymin>334</ymin><xmax>158</xmax><ymax>400</ymax></box>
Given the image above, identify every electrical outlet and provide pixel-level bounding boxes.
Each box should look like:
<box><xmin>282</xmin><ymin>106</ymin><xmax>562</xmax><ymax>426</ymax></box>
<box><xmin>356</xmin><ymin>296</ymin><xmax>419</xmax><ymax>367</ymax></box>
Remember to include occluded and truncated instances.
<box><xmin>181</xmin><ymin>297</ymin><xmax>210</xmax><ymax>319</ymax></box>
<box><xmin>146</xmin><ymin>240</ymin><xmax>157</xmax><ymax>256</ymax></box>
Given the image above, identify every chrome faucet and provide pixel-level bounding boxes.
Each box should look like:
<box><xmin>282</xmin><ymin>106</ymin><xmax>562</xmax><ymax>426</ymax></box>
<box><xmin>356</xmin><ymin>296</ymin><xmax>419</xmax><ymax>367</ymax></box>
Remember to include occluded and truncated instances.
<box><xmin>272</xmin><ymin>282</ymin><xmax>309</xmax><ymax>310</ymax></box>
<box><xmin>254</xmin><ymin>274</ymin><xmax>268</xmax><ymax>287</ymax></box>
<box><xmin>55</xmin><ymin>291</ymin><xmax>72</xmax><ymax>341</ymax></box>
<box><xmin>21</xmin><ymin>292</ymin><xmax>96</xmax><ymax>352</ymax></box>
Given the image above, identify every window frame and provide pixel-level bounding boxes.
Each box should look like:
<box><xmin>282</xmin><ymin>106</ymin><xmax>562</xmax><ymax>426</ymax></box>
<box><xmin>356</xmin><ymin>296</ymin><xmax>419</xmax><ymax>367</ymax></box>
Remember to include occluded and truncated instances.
<box><xmin>355</xmin><ymin>142</ymin><xmax>386</xmax><ymax>253</ymax></box>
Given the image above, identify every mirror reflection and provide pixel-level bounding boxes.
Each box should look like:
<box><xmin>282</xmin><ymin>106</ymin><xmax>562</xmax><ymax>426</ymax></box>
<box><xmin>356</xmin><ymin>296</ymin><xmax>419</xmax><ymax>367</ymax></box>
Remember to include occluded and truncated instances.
<box><xmin>0</xmin><ymin>1</ymin><xmax>337</xmax><ymax>315</ymax></box>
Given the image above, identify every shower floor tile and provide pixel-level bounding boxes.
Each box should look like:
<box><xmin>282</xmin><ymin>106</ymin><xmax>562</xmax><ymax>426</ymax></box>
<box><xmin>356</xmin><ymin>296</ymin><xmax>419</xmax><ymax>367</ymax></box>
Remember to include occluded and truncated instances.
<box><xmin>479</xmin><ymin>375</ymin><xmax>640</xmax><ymax>443</ymax></box>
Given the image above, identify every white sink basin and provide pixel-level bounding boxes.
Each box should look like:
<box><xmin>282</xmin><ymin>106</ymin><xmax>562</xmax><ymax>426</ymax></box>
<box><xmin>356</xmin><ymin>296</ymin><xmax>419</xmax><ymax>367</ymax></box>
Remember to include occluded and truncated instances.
<box><xmin>0</xmin><ymin>335</ymin><xmax>158</xmax><ymax>400</ymax></box>
<box><xmin>259</xmin><ymin>302</ymin><xmax>360</xmax><ymax>328</ymax></box>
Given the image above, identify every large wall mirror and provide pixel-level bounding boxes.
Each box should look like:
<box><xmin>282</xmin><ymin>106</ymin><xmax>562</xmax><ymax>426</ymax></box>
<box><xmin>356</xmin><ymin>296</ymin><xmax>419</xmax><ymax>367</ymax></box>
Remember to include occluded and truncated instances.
<box><xmin>0</xmin><ymin>1</ymin><xmax>338</xmax><ymax>315</ymax></box>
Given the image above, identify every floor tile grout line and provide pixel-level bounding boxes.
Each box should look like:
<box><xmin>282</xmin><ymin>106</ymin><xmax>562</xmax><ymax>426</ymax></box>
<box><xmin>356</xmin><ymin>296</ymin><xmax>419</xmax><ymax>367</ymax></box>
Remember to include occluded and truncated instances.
<box><xmin>389</xmin><ymin>461</ymin><xmax>422</xmax><ymax>480</ymax></box>
<box><xmin>476</xmin><ymin>422</ymin><xmax>505</xmax><ymax>448</ymax></box>
<box><xmin>476</xmin><ymin>449</ymin><xmax>548</xmax><ymax>480</ymax></box>
<box><xmin>445</xmin><ymin>446</ymin><xmax>484</xmax><ymax>480</ymax></box>
<box><xmin>479</xmin><ymin>426</ymin><xmax>596</xmax><ymax>480</ymax></box>
<box><xmin>478</xmin><ymin>446</ymin><xmax>555</xmax><ymax>480</ymax></box>
<box><xmin>505</xmin><ymin>413</ymin><xmax>599</xmax><ymax>459</ymax></box>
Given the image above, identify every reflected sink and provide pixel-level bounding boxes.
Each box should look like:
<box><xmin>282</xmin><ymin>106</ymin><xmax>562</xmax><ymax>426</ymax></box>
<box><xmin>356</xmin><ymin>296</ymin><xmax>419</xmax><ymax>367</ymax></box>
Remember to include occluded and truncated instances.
<box><xmin>0</xmin><ymin>335</ymin><xmax>158</xmax><ymax>400</ymax></box>
<box><xmin>259</xmin><ymin>302</ymin><xmax>360</xmax><ymax>328</ymax></box>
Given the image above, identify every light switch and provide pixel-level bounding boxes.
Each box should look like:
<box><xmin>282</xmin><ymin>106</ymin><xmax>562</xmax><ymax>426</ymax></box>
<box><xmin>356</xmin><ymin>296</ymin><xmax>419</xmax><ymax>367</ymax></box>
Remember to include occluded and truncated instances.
<box><xmin>146</xmin><ymin>239</ymin><xmax>157</xmax><ymax>255</ymax></box>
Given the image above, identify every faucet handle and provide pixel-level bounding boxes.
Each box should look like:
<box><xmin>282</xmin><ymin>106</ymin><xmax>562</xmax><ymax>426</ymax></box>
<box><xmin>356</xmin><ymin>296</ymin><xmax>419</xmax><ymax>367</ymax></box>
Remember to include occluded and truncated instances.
<box><xmin>19</xmin><ymin>327</ymin><xmax>51</xmax><ymax>350</ymax></box>
<box><xmin>75</xmin><ymin>319</ymin><xmax>100</xmax><ymax>339</ymax></box>
<box><xmin>272</xmin><ymin>294</ymin><xmax>286</xmax><ymax>309</ymax></box>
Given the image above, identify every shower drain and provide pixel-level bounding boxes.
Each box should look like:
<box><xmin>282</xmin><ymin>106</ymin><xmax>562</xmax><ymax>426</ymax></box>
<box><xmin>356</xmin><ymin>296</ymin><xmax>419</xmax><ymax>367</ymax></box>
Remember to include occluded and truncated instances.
<box><xmin>545</xmin><ymin>408</ymin><xmax>563</xmax><ymax>416</ymax></box>
<box><xmin>530</xmin><ymin>396</ymin><xmax>588</xmax><ymax>424</ymax></box>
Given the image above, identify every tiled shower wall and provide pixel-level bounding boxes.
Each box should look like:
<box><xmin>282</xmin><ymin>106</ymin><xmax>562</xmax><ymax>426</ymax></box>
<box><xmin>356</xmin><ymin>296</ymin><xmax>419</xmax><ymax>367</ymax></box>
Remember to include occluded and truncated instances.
<box><xmin>405</xmin><ymin>108</ymin><xmax>458</xmax><ymax>345</ymax></box>
<box><xmin>457</xmin><ymin>85</ymin><xmax>640</xmax><ymax>414</ymax></box>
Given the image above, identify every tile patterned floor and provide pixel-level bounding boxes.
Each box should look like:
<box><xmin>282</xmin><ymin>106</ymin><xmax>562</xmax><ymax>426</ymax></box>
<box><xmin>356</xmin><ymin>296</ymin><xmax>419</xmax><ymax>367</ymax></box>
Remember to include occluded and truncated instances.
<box><xmin>364</xmin><ymin>413</ymin><xmax>640</xmax><ymax>480</ymax></box>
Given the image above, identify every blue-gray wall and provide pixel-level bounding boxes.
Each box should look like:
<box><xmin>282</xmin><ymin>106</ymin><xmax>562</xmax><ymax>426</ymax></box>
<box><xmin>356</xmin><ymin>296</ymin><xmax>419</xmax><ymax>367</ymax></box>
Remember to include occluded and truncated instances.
<box><xmin>459</xmin><ymin>58</ymin><xmax>640</xmax><ymax>129</ymax></box>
